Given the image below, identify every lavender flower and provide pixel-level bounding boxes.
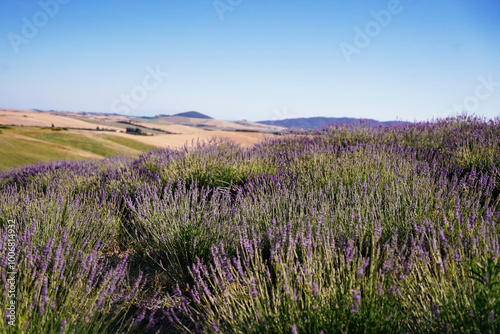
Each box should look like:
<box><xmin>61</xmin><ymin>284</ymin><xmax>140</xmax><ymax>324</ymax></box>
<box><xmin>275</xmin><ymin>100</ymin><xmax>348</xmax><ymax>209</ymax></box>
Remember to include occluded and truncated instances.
<box><xmin>312</xmin><ymin>281</ymin><xmax>318</xmax><ymax>298</ymax></box>
<box><xmin>432</xmin><ymin>302</ymin><xmax>440</xmax><ymax>319</ymax></box>
<box><xmin>351</xmin><ymin>289</ymin><xmax>361</xmax><ymax>313</ymax></box>
<box><xmin>250</xmin><ymin>278</ymin><xmax>258</xmax><ymax>299</ymax></box>
<box><xmin>41</xmin><ymin>276</ymin><xmax>48</xmax><ymax>296</ymax></box>
<box><xmin>59</xmin><ymin>318</ymin><xmax>66</xmax><ymax>334</ymax></box>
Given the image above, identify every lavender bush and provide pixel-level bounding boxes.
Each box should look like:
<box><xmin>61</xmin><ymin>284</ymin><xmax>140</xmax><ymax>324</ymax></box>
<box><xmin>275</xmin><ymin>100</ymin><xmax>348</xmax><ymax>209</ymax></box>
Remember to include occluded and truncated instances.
<box><xmin>1</xmin><ymin>115</ymin><xmax>499</xmax><ymax>333</ymax></box>
<box><xmin>0</xmin><ymin>221</ymin><xmax>144</xmax><ymax>333</ymax></box>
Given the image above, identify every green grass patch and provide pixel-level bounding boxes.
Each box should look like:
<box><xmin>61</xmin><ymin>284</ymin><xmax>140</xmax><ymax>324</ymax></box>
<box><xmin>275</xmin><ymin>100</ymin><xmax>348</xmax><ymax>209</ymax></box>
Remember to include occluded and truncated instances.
<box><xmin>0</xmin><ymin>127</ymin><xmax>157</xmax><ymax>170</ymax></box>
<box><xmin>99</xmin><ymin>134</ymin><xmax>156</xmax><ymax>152</ymax></box>
<box><xmin>0</xmin><ymin>134</ymin><xmax>85</xmax><ymax>170</ymax></box>
<box><xmin>21</xmin><ymin>132</ymin><xmax>119</xmax><ymax>156</ymax></box>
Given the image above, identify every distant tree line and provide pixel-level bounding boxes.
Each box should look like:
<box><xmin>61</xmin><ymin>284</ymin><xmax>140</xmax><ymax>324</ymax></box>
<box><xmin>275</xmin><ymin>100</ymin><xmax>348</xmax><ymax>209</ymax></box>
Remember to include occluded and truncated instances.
<box><xmin>126</xmin><ymin>127</ymin><xmax>146</xmax><ymax>135</ymax></box>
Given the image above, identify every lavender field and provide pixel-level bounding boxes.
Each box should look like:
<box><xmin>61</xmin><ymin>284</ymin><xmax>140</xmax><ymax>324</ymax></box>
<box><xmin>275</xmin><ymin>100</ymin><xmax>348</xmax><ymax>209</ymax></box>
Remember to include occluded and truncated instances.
<box><xmin>1</xmin><ymin>115</ymin><xmax>500</xmax><ymax>333</ymax></box>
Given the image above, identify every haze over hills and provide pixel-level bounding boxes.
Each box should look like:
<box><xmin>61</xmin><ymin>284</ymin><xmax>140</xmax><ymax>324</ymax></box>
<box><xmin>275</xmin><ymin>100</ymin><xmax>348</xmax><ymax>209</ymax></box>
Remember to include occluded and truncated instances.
<box><xmin>0</xmin><ymin>108</ymin><xmax>285</xmax><ymax>133</ymax></box>
<box><xmin>0</xmin><ymin>108</ymin><xmax>282</xmax><ymax>169</ymax></box>
<box><xmin>1</xmin><ymin>108</ymin><xmax>409</xmax><ymax>133</ymax></box>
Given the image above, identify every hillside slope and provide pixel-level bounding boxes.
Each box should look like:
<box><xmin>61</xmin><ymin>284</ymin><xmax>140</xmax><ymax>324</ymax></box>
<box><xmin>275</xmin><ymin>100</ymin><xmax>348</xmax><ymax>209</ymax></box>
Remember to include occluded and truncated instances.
<box><xmin>0</xmin><ymin>127</ymin><xmax>156</xmax><ymax>170</ymax></box>
<box><xmin>0</xmin><ymin>108</ymin><xmax>282</xmax><ymax>170</ymax></box>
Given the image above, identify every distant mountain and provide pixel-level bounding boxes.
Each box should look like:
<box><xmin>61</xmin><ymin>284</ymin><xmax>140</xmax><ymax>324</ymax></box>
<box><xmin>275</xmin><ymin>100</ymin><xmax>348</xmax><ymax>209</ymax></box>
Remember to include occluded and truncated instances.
<box><xmin>258</xmin><ymin>117</ymin><xmax>407</xmax><ymax>129</ymax></box>
<box><xmin>174</xmin><ymin>111</ymin><xmax>212</xmax><ymax>119</ymax></box>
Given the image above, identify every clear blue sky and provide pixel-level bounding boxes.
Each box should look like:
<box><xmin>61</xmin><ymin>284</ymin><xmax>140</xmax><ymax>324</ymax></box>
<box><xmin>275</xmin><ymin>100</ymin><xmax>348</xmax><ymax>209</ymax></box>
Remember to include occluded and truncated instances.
<box><xmin>0</xmin><ymin>0</ymin><xmax>499</xmax><ymax>122</ymax></box>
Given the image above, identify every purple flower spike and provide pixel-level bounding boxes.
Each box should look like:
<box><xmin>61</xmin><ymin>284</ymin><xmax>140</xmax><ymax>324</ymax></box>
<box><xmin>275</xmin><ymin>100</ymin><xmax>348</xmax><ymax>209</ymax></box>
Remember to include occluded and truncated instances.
<box><xmin>351</xmin><ymin>289</ymin><xmax>361</xmax><ymax>313</ymax></box>
<box><xmin>42</xmin><ymin>276</ymin><xmax>48</xmax><ymax>296</ymax></box>
<box><xmin>312</xmin><ymin>281</ymin><xmax>318</xmax><ymax>298</ymax></box>
<box><xmin>59</xmin><ymin>318</ymin><xmax>66</xmax><ymax>334</ymax></box>
<box><xmin>432</xmin><ymin>302</ymin><xmax>440</xmax><ymax>319</ymax></box>
<box><xmin>251</xmin><ymin>284</ymin><xmax>258</xmax><ymax>299</ymax></box>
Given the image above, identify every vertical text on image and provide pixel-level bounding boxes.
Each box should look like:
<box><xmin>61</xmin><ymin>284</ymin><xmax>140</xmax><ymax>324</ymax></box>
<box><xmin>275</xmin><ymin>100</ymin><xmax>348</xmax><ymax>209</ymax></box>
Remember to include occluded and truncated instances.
<box><xmin>6</xmin><ymin>220</ymin><xmax>17</xmax><ymax>326</ymax></box>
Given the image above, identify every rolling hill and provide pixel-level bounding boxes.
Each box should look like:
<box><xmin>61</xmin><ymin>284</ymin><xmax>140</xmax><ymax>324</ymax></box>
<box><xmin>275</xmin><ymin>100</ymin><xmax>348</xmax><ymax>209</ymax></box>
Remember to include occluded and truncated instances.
<box><xmin>0</xmin><ymin>108</ymin><xmax>283</xmax><ymax>170</ymax></box>
<box><xmin>0</xmin><ymin>126</ymin><xmax>156</xmax><ymax>170</ymax></box>
<box><xmin>173</xmin><ymin>111</ymin><xmax>213</xmax><ymax>119</ymax></box>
